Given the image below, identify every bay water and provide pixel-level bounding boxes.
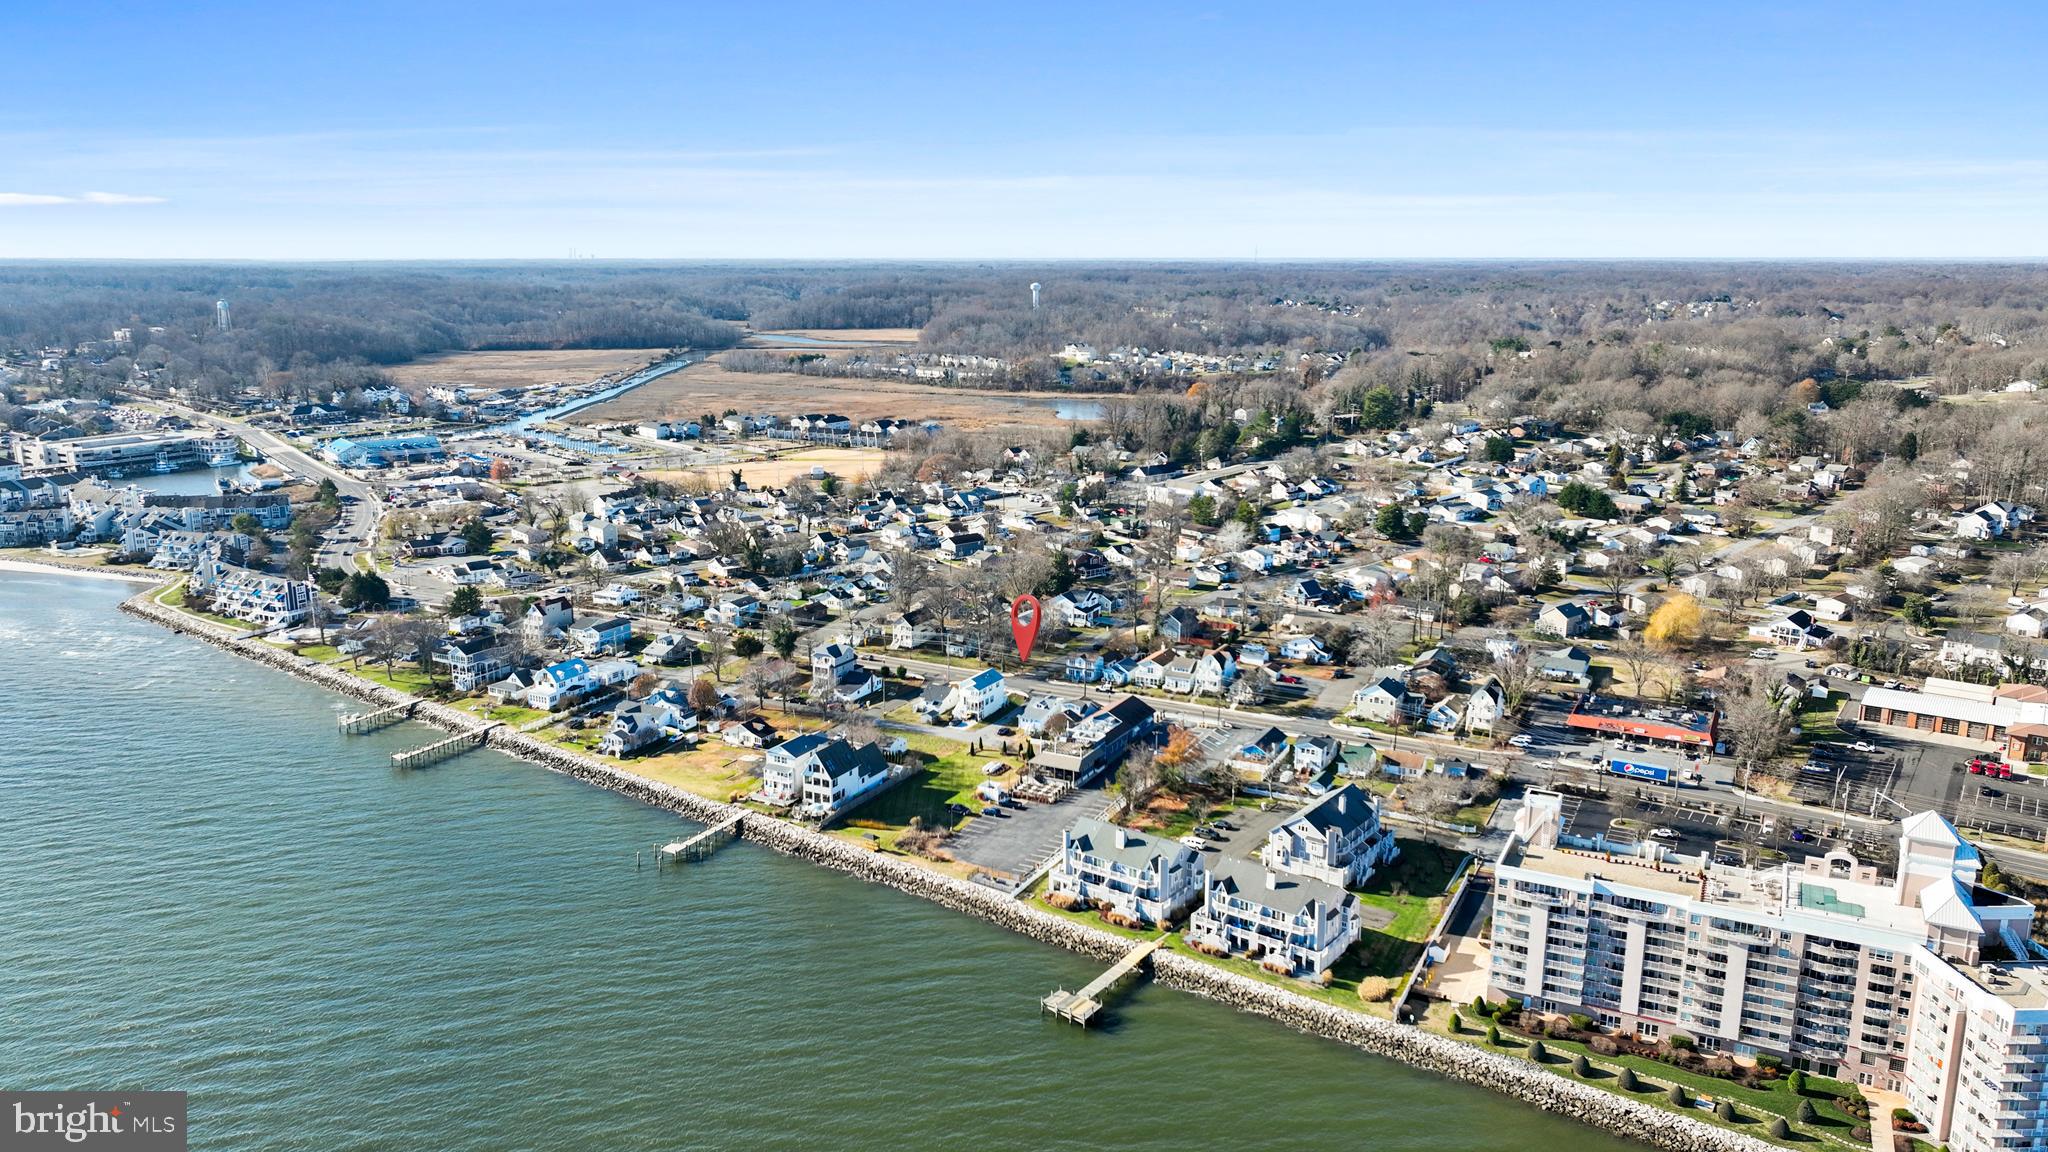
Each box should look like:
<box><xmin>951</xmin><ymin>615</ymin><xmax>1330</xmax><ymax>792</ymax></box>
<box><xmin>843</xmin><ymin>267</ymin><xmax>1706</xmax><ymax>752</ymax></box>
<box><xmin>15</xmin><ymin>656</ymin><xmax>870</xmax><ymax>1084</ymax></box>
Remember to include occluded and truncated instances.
<box><xmin>0</xmin><ymin>572</ymin><xmax>1636</xmax><ymax>1151</ymax></box>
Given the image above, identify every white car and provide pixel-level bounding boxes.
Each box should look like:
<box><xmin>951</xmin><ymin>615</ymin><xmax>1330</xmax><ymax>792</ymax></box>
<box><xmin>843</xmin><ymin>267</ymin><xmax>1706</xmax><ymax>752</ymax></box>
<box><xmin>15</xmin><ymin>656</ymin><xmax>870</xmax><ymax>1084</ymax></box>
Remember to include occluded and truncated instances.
<box><xmin>1851</xmin><ymin>741</ymin><xmax>1875</xmax><ymax>753</ymax></box>
<box><xmin>1750</xmin><ymin>648</ymin><xmax>1777</xmax><ymax>659</ymax></box>
<box><xmin>1179</xmin><ymin>835</ymin><xmax>1209</xmax><ymax>852</ymax></box>
<box><xmin>1648</xmin><ymin>827</ymin><xmax>1679</xmax><ymax>841</ymax></box>
<box><xmin>1506</xmin><ymin>734</ymin><xmax>1534</xmax><ymax>748</ymax></box>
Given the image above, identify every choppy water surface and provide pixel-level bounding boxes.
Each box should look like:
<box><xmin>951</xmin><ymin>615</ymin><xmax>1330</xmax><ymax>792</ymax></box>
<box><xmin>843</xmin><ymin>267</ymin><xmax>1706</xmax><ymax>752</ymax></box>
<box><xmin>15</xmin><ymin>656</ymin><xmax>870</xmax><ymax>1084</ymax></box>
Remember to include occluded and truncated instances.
<box><xmin>0</xmin><ymin>572</ymin><xmax>1636</xmax><ymax>1151</ymax></box>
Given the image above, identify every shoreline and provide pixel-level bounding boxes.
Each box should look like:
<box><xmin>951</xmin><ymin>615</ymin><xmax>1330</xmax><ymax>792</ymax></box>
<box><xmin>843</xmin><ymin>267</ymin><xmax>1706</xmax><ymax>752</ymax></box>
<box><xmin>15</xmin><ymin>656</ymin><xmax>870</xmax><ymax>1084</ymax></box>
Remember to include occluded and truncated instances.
<box><xmin>114</xmin><ymin>582</ymin><xmax>1771</xmax><ymax>1152</ymax></box>
<box><xmin>0</xmin><ymin>555</ymin><xmax>164</xmax><ymax>584</ymax></box>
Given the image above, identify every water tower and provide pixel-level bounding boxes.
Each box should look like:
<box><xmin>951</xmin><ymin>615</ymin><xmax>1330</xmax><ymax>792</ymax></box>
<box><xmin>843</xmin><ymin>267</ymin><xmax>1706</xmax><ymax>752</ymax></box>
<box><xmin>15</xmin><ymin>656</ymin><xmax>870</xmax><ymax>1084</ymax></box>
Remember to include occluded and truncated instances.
<box><xmin>1029</xmin><ymin>282</ymin><xmax>1041</xmax><ymax>310</ymax></box>
<box><xmin>215</xmin><ymin>300</ymin><xmax>231</xmax><ymax>331</ymax></box>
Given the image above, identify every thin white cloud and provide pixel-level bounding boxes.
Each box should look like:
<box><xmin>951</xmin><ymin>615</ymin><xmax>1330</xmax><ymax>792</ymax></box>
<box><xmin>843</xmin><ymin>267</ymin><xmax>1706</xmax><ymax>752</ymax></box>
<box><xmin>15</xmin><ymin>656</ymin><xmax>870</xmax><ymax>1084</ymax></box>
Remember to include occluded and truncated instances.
<box><xmin>0</xmin><ymin>191</ymin><xmax>164</xmax><ymax>206</ymax></box>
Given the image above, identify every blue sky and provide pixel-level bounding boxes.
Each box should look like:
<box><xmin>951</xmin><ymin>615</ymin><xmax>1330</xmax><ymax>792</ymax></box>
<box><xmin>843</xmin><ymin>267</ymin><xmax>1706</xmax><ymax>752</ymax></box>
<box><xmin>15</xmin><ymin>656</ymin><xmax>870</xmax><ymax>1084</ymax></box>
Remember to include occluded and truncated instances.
<box><xmin>4</xmin><ymin>1</ymin><xmax>2046</xmax><ymax>259</ymax></box>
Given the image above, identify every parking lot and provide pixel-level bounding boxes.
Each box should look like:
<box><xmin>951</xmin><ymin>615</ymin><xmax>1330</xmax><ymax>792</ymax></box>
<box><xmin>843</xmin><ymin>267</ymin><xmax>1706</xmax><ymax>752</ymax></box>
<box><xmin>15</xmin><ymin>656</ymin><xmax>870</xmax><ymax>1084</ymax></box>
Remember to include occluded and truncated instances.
<box><xmin>948</xmin><ymin>783</ymin><xmax>1113</xmax><ymax>881</ymax></box>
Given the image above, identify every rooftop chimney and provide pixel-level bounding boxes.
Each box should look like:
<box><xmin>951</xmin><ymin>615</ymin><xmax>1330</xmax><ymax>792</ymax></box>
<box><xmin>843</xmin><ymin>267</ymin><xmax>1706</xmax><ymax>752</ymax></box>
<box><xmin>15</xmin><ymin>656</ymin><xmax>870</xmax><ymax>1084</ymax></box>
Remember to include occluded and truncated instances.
<box><xmin>1265</xmin><ymin>870</ymin><xmax>1279</xmax><ymax>891</ymax></box>
<box><xmin>1115</xmin><ymin>827</ymin><xmax>1129</xmax><ymax>850</ymax></box>
<box><xmin>1337</xmin><ymin>792</ymin><xmax>1349</xmax><ymax>815</ymax></box>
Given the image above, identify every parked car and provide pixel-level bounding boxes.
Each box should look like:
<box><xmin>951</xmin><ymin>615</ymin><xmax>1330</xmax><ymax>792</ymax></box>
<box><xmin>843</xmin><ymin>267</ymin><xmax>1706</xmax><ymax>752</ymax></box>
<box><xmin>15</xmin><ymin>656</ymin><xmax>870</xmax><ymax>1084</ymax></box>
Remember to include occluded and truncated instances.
<box><xmin>1180</xmin><ymin>835</ymin><xmax>1209</xmax><ymax>851</ymax></box>
<box><xmin>1790</xmin><ymin>827</ymin><xmax>1816</xmax><ymax>843</ymax></box>
<box><xmin>1850</xmin><ymin>741</ymin><xmax>1875</xmax><ymax>752</ymax></box>
<box><xmin>996</xmin><ymin>726</ymin><xmax>1015</xmax><ymax>736</ymax></box>
<box><xmin>1507</xmin><ymin>734</ymin><xmax>1535</xmax><ymax>748</ymax></box>
<box><xmin>1982</xmin><ymin>787</ymin><xmax>2004</xmax><ymax>799</ymax></box>
<box><xmin>979</xmin><ymin>806</ymin><xmax>1003</xmax><ymax>818</ymax></box>
<box><xmin>1648</xmin><ymin>827</ymin><xmax>1678</xmax><ymax>841</ymax></box>
<box><xmin>1750</xmin><ymin>648</ymin><xmax>1777</xmax><ymax>659</ymax></box>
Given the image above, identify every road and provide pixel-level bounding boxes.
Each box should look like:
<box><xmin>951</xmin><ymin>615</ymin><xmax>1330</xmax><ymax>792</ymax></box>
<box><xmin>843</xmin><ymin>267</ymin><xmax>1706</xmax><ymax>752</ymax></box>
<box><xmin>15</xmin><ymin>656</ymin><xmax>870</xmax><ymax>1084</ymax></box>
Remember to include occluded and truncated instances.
<box><xmin>161</xmin><ymin>401</ymin><xmax>385</xmax><ymax>573</ymax></box>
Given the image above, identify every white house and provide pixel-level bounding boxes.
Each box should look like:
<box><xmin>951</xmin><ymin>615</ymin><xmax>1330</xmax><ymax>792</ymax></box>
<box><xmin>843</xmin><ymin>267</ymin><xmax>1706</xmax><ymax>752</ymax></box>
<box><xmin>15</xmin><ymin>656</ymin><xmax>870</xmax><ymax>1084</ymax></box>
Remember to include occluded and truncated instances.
<box><xmin>945</xmin><ymin>668</ymin><xmax>1008</xmax><ymax>722</ymax></box>
<box><xmin>1186</xmin><ymin>857</ymin><xmax>1362</xmax><ymax>977</ymax></box>
<box><xmin>1046</xmin><ymin>817</ymin><xmax>1205</xmax><ymax>927</ymax></box>
<box><xmin>1261</xmin><ymin>784</ymin><xmax>1399</xmax><ymax>889</ymax></box>
<box><xmin>760</xmin><ymin>733</ymin><xmax>893</xmax><ymax>821</ymax></box>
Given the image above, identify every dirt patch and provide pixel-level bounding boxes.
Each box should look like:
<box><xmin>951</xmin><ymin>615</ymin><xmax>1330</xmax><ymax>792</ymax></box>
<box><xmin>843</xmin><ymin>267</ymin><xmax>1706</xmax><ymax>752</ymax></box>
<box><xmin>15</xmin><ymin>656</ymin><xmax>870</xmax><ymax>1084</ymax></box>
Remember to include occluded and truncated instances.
<box><xmin>582</xmin><ymin>355</ymin><xmax>1113</xmax><ymax>431</ymax></box>
<box><xmin>642</xmin><ymin>446</ymin><xmax>886</xmax><ymax>487</ymax></box>
<box><xmin>384</xmin><ymin>348</ymin><xmax>670</xmax><ymax>394</ymax></box>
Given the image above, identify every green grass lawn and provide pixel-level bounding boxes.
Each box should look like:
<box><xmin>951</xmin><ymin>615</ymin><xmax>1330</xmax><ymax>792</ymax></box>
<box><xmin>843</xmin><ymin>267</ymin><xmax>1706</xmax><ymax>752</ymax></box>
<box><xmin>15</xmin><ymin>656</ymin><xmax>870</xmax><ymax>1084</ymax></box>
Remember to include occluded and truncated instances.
<box><xmin>349</xmin><ymin>661</ymin><xmax>442</xmax><ymax>696</ymax></box>
<box><xmin>1350</xmin><ymin>840</ymin><xmax>1466</xmax><ymax>979</ymax></box>
<box><xmin>288</xmin><ymin>643</ymin><xmax>346</xmax><ymax>663</ymax></box>
<box><xmin>845</xmin><ymin>735</ymin><xmax>997</xmax><ymax>834</ymax></box>
<box><xmin>1454</xmin><ymin>1020</ymin><xmax>1866</xmax><ymax>1148</ymax></box>
<box><xmin>156</xmin><ymin>584</ymin><xmax>254</xmax><ymax>631</ymax></box>
<box><xmin>1797</xmin><ymin>693</ymin><xmax>1849</xmax><ymax>743</ymax></box>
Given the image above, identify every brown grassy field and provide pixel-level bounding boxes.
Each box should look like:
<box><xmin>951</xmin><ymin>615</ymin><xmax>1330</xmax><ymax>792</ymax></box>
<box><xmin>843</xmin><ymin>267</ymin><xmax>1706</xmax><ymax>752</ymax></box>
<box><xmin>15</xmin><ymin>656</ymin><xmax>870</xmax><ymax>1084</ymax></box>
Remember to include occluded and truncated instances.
<box><xmin>384</xmin><ymin>348</ymin><xmax>669</xmax><ymax>393</ymax></box>
<box><xmin>642</xmin><ymin>447</ymin><xmax>886</xmax><ymax>487</ymax></box>
<box><xmin>581</xmin><ymin>355</ymin><xmax>1110</xmax><ymax>430</ymax></box>
<box><xmin>751</xmin><ymin>328</ymin><xmax>922</xmax><ymax>344</ymax></box>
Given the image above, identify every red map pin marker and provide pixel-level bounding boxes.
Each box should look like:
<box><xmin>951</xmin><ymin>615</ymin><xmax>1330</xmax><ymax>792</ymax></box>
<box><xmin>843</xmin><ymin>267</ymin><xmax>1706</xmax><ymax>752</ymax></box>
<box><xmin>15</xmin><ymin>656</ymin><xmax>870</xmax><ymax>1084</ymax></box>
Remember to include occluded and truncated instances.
<box><xmin>1010</xmin><ymin>594</ymin><xmax>1042</xmax><ymax>664</ymax></box>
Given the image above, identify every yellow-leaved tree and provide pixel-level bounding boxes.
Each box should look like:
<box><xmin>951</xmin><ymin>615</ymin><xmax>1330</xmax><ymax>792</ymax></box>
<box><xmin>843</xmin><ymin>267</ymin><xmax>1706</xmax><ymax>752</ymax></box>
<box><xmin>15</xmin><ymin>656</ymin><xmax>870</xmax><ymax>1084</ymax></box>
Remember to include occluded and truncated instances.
<box><xmin>1644</xmin><ymin>593</ymin><xmax>1705</xmax><ymax>650</ymax></box>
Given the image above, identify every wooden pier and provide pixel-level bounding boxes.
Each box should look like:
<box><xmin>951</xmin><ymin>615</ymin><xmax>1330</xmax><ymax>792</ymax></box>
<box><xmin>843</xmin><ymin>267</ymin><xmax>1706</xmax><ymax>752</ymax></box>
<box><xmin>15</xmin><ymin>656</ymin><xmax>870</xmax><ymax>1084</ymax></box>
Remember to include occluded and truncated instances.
<box><xmin>656</xmin><ymin>814</ymin><xmax>744</xmax><ymax>866</ymax></box>
<box><xmin>391</xmin><ymin>725</ymin><xmax>496</xmax><ymax>769</ymax></box>
<box><xmin>1042</xmin><ymin>935</ymin><xmax>1167</xmax><ymax>1026</ymax></box>
<box><xmin>339</xmin><ymin>701</ymin><xmax>414</xmax><ymax>735</ymax></box>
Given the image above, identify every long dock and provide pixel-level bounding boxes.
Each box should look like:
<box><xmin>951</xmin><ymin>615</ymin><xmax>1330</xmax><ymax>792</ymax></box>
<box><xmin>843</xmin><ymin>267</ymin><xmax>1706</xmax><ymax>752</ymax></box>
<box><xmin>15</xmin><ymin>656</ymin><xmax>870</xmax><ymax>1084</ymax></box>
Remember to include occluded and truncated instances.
<box><xmin>340</xmin><ymin>701</ymin><xmax>414</xmax><ymax>734</ymax></box>
<box><xmin>391</xmin><ymin>725</ymin><xmax>496</xmax><ymax>769</ymax></box>
<box><xmin>657</xmin><ymin>814</ymin><xmax>744</xmax><ymax>866</ymax></box>
<box><xmin>1042</xmin><ymin>934</ymin><xmax>1167</xmax><ymax>1026</ymax></box>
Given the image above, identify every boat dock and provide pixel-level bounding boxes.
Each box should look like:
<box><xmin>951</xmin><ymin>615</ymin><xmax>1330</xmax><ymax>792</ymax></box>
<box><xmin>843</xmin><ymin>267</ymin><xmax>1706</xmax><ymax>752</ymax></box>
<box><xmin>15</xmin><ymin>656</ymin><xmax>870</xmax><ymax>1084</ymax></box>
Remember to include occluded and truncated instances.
<box><xmin>340</xmin><ymin>701</ymin><xmax>415</xmax><ymax>735</ymax></box>
<box><xmin>656</xmin><ymin>814</ymin><xmax>744</xmax><ymax>866</ymax></box>
<box><xmin>1042</xmin><ymin>935</ymin><xmax>1167</xmax><ymax>1026</ymax></box>
<box><xmin>391</xmin><ymin>725</ymin><xmax>497</xmax><ymax>769</ymax></box>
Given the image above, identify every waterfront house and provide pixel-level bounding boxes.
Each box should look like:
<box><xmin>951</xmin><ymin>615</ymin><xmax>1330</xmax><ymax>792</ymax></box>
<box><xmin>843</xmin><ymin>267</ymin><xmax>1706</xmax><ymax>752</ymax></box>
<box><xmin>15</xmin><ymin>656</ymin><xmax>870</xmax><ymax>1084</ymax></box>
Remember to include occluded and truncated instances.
<box><xmin>1186</xmin><ymin>857</ymin><xmax>1362</xmax><ymax>977</ymax></box>
<box><xmin>1047</xmin><ymin>816</ymin><xmax>1204</xmax><ymax>927</ymax></box>
<box><xmin>435</xmin><ymin>633</ymin><xmax>509</xmax><ymax>692</ymax></box>
<box><xmin>761</xmin><ymin>733</ymin><xmax>892</xmax><ymax>821</ymax></box>
<box><xmin>526</xmin><ymin>656</ymin><xmax>638</xmax><ymax>710</ymax></box>
<box><xmin>1261</xmin><ymin>784</ymin><xmax>1398</xmax><ymax>889</ymax></box>
<box><xmin>186</xmin><ymin>559</ymin><xmax>314</xmax><ymax>627</ymax></box>
<box><xmin>597</xmin><ymin>686</ymin><xmax>697</xmax><ymax>757</ymax></box>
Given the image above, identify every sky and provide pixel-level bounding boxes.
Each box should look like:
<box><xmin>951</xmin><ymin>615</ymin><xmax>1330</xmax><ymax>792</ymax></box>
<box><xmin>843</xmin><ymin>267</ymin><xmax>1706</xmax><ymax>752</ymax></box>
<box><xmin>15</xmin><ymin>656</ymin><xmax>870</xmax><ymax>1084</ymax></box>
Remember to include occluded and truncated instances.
<box><xmin>4</xmin><ymin>1</ymin><xmax>2047</xmax><ymax>260</ymax></box>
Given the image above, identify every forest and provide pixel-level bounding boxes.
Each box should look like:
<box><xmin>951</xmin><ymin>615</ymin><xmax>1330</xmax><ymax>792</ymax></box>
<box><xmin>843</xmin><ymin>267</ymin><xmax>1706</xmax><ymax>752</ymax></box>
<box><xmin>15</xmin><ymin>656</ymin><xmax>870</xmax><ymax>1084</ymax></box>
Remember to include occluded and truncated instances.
<box><xmin>6</xmin><ymin>261</ymin><xmax>2048</xmax><ymax>445</ymax></box>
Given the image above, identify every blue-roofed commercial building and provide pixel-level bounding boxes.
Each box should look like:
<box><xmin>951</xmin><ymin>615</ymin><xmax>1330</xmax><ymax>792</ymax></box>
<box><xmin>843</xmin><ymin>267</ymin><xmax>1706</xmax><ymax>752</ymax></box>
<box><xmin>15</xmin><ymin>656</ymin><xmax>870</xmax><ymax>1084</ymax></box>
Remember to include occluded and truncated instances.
<box><xmin>323</xmin><ymin>433</ymin><xmax>445</xmax><ymax>469</ymax></box>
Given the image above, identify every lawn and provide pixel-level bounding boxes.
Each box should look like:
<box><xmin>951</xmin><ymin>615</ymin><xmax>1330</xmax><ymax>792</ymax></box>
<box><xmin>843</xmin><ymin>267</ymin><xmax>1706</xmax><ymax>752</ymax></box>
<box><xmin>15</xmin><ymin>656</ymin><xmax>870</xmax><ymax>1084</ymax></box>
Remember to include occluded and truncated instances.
<box><xmin>286</xmin><ymin>643</ymin><xmax>346</xmax><ymax>663</ymax></box>
<box><xmin>842</xmin><ymin>731</ymin><xmax>993</xmax><ymax>834</ymax></box>
<box><xmin>1349</xmin><ymin>840</ymin><xmax>1467</xmax><ymax>980</ymax></box>
<box><xmin>1430</xmin><ymin>1007</ymin><xmax>1866</xmax><ymax>1149</ymax></box>
<box><xmin>156</xmin><ymin>584</ymin><xmax>253</xmax><ymax>631</ymax></box>
<box><xmin>454</xmin><ymin>698</ymin><xmax>552</xmax><ymax>727</ymax></box>
<box><xmin>594</xmin><ymin>737</ymin><xmax>766</xmax><ymax>803</ymax></box>
<box><xmin>349</xmin><ymin>661</ymin><xmax>443</xmax><ymax>696</ymax></box>
<box><xmin>1796</xmin><ymin>693</ymin><xmax>1850</xmax><ymax>743</ymax></box>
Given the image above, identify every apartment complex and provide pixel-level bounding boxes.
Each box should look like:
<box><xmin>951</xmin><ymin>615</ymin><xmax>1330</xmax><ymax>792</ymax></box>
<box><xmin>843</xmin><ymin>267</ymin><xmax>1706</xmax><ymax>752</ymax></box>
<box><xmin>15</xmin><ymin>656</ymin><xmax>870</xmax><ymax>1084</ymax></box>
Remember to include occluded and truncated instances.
<box><xmin>14</xmin><ymin>430</ymin><xmax>231</xmax><ymax>473</ymax></box>
<box><xmin>1492</xmin><ymin>794</ymin><xmax>2046</xmax><ymax>1152</ymax></box>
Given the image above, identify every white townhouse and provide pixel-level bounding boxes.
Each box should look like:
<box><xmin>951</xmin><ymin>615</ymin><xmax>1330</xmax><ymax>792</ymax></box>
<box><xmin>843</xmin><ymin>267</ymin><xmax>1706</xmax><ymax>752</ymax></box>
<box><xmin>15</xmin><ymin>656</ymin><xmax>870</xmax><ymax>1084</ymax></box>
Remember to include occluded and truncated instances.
<box><xmin>1261</xmin><ymin>783</ymin><xmax>1399</xmax><ymax>889</ymax></box>
<box><xmin>1047</xmin><ymin>816</ymin><xmax>1205</xmax><ymax>927</ymax></box>
<box><xmin>1187</xmin><ymin>857</ymin><xmax>1362</xmax><ymax>977</ymax></box>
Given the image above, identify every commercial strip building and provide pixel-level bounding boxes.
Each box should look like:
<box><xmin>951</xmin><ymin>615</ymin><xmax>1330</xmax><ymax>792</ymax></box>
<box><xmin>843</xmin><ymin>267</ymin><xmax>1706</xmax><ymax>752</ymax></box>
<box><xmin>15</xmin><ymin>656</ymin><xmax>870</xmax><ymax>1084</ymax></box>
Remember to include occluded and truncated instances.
<box><xmin>1563</xmin><ymin>693</ymin><xmax>1720</xmax><ymax>749</ymax></box>
<box><xmin>1491</xmin><ymin>794</ymin><xmax>2047</xmax><ymax>1152</ymax></box>
<box><xmin>1857</xmin><ymin>680</ymin><xmax>2048</xmax><ymax>763</ymax></box>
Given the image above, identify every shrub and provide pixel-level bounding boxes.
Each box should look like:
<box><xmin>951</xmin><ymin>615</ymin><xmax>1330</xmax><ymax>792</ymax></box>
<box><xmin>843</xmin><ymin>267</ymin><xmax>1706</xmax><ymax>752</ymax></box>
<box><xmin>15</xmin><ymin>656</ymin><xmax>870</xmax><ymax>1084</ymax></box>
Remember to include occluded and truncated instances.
<box><xmin>1572</xmin><ymin>1054</ymin><xmax>1592</xmax><ymax>1077</ymax></box>
<box><xmin>1668</xmin><ymin>1032</ymin><xmax>1695</xmax><ymax>1051</ymax></box>
<box><xmin>1850</xmin><ymin>1128</ymin><xmax>1870</xmax><ymax>1145</ymax></box>
<box><xmin>1567</xmin><ymin>1013</ymin><xmax>1595</xmax><ymax>1032</ymax></box>
<box><xmin>1589</xmin><ymin>1036</ymin><xmax>1619</xmax><ymax>1056</ymax></box>
<box><xmin>1796</xmin><ymin>1099</ymin><xmax>1818</xmax><ymax>1124</ymax></box>
<box><xmin>1448</xmin><ymin>1010</ymin><xmax>1463</xmax><ymax>1033</ymax></box>
<box><xmin>1545</xmin><ymin>1018</ymin><xmax>1571</xmax><ymax>1038</ymax></box>
<box><xmin>1471</xmin><ymin>996</ymin><xmax>1488</xmax><ymax>1017</ymax></box>
<box><xmin>1486</xmin><ymin>1023</ymin><xmax>1501</xmax><ymax>1046</ymax></box>
<box><xmin>1716</xmin><ymin>1101</ymin><xmax>1737</xmax><ymax>1123</ymax></box>
<box><xmin>1529</xmin><ymin>1039</ymin><xmax>1548</xmax><ymax>1063</ymax></box>
<box><xmin>1890</xmin><ymin>1108</ymin><xmax>1915</xmax><ymax>1123</ymax></box>
<box><xmin>1357</xmin><ymin>976</ymin><xmax>1395</xmax><ymax>1003</ymax></box>
<box><xmin>1617</xmin><ymin>1067</ymin><xmax>1639</xmax><ymax>1092</ymax></box>
<box><xmin>1769</xmin><ymin>1118</ymin><xmax>1790</xmax><ymax>1140</ymax></box>
<box><xmin>1755</xmin><ymin>1053</ymin><xmax>1783</xmax><ymax>1071</ymax></box>
<box><xmin>1786</xmin><ymin>1068</ymin><xmax>1807</xmax><ymax>1094</ymax></box>
<box><xmin>1668</xmin><ymin>1084</ymin><xmax>1688</xmax><ymax>1107</ymax></box>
